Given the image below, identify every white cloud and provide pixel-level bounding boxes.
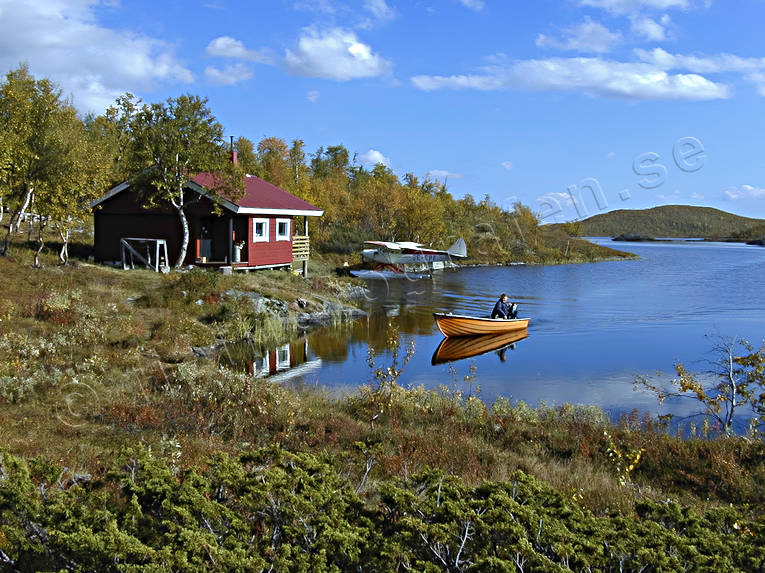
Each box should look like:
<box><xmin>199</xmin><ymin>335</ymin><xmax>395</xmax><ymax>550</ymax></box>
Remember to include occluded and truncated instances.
<box><xmin>536</xmin><ymin>17</ymin><xmax>622</xmax><ymax>54</ymax></box>
<box><xmin>538</xmin><ymin>192</ymin><xmax>577</xmax><ymax>207</ymax></box>
<box><xmin>724</xmin><ymin>185</ymin><xmax>765</xmax><ymax>200</ymax></box>
<box><xmin>748</xmin><ymin>72</ymin><xmax>765</xmax><ymax>96</ymax></box>
<box><xmin>293</xmin><ymin>0</ymin><xmax>336</xmax><ymax>14</ymax></box>
<box><xmin>411</xmin><ymin>57</ymin><xmax>730</xmax><ymax>101</ymax></box>
<box><xmin>204</xmin><ymin>63</ymin><xmax>253</xmax><ymax>86</ymax></box>
<box><xmin>630</xmin><ymin>14</ymin><xmax>670</xmax><ymax>41</ymax></box>
<box><xmin>459</xmin><ymin>0</ymin><xmax>485</xmax><ymax>11</ymax></box>
<box><xmin>205</xmin><ymin>36</ymin><xmax>272</xmax><ymax>64</ymax></box>
<box><xmin>364</xmin><ymin>0</ymin><xmax>395</xmax><ymax>21</ymax></box>
<box><xmin>0</xmin><ymin>0</ymin><xmax>193</xmax><ymax>113</ymax></box>
<box><xmin>690</xmin><ymin>192</ymin><xmax>704</xmax><ymax>200</ymax></box>
<box><xmin>427</xmin><ymin>169</ymin><xmax>461</xmax><ymax>180</ymax></box>
<box><xmin>307</xmin><ymin>89</ymin><xmax>320</xmax><ymax>102</ymax></box>
<box><xmin>635</xmin><ymin>47</ymin><xmax>765</xmax><ymax>74</ymax></box>
<box><xmin>579</xmin><ymin>0</ymin><xmax>692</xmax><ymax>14</ymax></box>
<box><xmin>607</xmin><ymin>151</ymin><xmax>617</xmax><ymax>157</ymax></box>
<box><xmin>635</xmin><ymin>47</ymin><xmax>765</xmax><ymax>93</ymax></box>
<box><xmin>360</xmin><ymin>149</ymin><xmax>391</xmax><ymax>167</ymax></box>
<box><xmin>500</xmin><ymin>161</ymin><xmax>514</xmax><ymax>171</ymax></box>
<box><xmin>285</xmin><ymin>28</ymin><xmax>392</xmax><ymax>80</ymax></box>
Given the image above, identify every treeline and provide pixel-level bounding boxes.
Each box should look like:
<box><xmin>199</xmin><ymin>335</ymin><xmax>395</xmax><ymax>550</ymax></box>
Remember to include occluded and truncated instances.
<box><xmin>570</xmin><ymin>205</ymin><xmax>765</xmax><ymax>239</ymax></box>
<box><xmin>0</xmin><ymin>65</ymin><xmax>627</xmax><ymax>266</ymax></box>
<box><xmin>227</xmin><ymin>136</ymin><xmax>630</xmax><ymax>263</ymax></box>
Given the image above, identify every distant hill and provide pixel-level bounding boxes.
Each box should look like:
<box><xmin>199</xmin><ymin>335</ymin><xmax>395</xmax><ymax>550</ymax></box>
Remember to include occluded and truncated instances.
<box><xmin>570</xmin><ymin>205</ymin><xmax>765</xmax><ymax>239</ymax></box>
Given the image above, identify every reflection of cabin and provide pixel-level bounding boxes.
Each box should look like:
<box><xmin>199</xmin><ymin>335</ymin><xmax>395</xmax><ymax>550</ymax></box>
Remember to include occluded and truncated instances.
<box><xmin>251</xmin><ymin>338</ymin><xmax>322</xmax><ymax>382</ymax></box>
<box><xmin>90</xmin><ymin>173</ymin><xmax>323</xmax><ymax>274</ymax></box>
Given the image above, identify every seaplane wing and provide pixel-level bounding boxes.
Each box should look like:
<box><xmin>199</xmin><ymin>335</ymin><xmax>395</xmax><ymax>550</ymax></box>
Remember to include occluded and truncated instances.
<box><xmin>363</xmin><ymin>240</ymin><xmax>405</xmax><ymax>251</ymax></box>
<box><xmin>362</xmin><ymin>238</ymin><xmax>467</xmax><ymax>266</ymax></box>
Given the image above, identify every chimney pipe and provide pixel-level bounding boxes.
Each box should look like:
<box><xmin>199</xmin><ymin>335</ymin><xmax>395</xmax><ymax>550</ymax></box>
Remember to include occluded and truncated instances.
<box><xmin>230</xmin><ymin>135</ymin><xmax>238</xmax><ymax>165</ymax></box>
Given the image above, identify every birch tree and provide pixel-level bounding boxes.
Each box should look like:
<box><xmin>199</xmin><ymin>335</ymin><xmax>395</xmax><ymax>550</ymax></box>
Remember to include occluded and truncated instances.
<box><xmin>93</xmin><ymin>92</ymin><xmax>142</xmax><ymax>185</ymax></box>
<box><xmin>129</xmin><ymin>94</ymin><xmax>243</xmax><ymax>268</ymax></box>
<box><xmin>637</xmin><ymin>337</ymin><xmax>765</xmax><ymax>437</ymax></box>
<box><xmin>33</xmin><ymin>106</ymin><xmax>112</xmax><ymax>265</ymax></box>
<box><xmin>0</xmin><ymin>65</ymin><xmax>63</xmax><ymax>255</ymax></box>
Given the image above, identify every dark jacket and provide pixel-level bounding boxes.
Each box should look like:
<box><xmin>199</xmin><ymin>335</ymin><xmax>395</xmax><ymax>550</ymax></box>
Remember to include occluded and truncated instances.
<box><xmin>492</xmin><ymin>299</ymin><xmax>512</xmax><ymax>319</ymax></box>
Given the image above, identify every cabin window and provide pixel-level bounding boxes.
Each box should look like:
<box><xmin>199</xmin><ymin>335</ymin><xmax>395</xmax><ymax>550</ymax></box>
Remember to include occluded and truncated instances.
<box><xmin>252</xmin><ymin>218</ymin><xmax>269</xmax><ymax>242</ymax></box>
<box><xmin>276</xmin><ymin>218</ymin><xmax>291</xmax><ymax>241</ymax></box>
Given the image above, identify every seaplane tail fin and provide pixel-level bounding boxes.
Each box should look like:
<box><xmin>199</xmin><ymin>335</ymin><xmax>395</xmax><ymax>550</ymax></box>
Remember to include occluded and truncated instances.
<box><xmin>447</xmin><ymin>238</ymin><xmax>467</xmax><ymax>258</ymax></box>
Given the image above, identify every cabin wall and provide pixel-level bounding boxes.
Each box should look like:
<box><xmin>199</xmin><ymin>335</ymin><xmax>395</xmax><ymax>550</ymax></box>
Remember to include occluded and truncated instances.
<box><xmin>247</xmin><ymin>216</ymin><xmax>293</xmax><ymax>267</ymax></box>
<box><xmin>94</xmin><ymin>187</ymin><xmax>233</xmax><ymax>265</ymax></box>
<box><xmin>94</xmin><ymin>212</ymin><xmax>181</xmax><ymax>263</ymax></box>
<box><xmin>94</xmin><ymin>186</ymin><xmax>301</xmax><ymax>268</ymax></box>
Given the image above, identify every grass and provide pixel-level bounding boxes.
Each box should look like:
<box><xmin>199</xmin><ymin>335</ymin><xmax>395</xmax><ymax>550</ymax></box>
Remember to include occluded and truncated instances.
<box><xmin>0</xmin><ymin>226</ymin><xmax>763</xmax><ymax>525</ymax></box>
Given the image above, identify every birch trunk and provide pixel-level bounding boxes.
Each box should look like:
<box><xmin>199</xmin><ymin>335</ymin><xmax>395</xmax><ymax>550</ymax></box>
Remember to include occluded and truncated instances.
<box><xmin>1</xmin><ymin>185</ymin><xmax>33</xmax><ymax>255</ymax></box>
<box><xmin>16</xmin><ymin>189</ymin><xmax>32</xmax><ymax>234</ymax></box>
<box><xmin>174</xmin><ymin>206</ymin><xmax>189</xmax><ymax>269</ymax></box>
<box><xmin>58</xmin><ymin>226</ymin><xmax>69</xmax><ymax>265</ymax></box>
<box><xmin>33</xmin><ymin>218</ymin><xmax>47</xmax><ymax>268</ymax></box>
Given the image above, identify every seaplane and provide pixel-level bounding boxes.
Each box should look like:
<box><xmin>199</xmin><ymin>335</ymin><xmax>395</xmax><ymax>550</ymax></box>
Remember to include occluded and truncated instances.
<box><xmin>351</xmin><ymin>238</ymin><xmax>467</xmax><ymax>279</ymax></box>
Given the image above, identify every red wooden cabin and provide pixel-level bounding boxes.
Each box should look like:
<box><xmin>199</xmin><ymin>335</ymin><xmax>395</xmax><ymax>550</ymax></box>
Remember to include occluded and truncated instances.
<box><xmin>90</xmin><ymin>173</ymin><xmax>323</xmax><ymax>274</ymax></box>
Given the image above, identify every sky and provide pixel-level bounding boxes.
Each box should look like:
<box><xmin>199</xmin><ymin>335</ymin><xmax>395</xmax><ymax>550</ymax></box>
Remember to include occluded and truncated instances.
<box><xmin>2</xmin><ymin>0</ymin><xmax>765</xmax><ymax>221</ymax></box>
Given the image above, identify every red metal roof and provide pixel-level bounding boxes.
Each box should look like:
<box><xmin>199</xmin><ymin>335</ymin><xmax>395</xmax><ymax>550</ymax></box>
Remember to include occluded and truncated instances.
<box><xmin>192</xmin><ymin>172</ymin><xmax>322</xmax><ymax>213</ymax></box>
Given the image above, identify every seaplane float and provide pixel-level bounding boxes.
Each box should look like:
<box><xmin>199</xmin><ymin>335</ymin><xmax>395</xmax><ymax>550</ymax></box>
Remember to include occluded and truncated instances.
<box><xmin>350</xmin><ymin>238</ymin><xmax>467</xmax><ymax>279</ymax></box>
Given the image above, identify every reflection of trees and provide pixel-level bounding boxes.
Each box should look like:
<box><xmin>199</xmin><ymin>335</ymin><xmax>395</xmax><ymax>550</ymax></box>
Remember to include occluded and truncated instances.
<box><xmin>307</xmin><ymin>325</ymin><xmax>355</xmax><ymax>362</ymax></box>
<box><xmin>308</xmin><ymin>315</ymin><xmax>402</xmax><ymax>361</ymax></box>
<box><xmin>358</xmin><ymin>315</ymin><xmax>401</xmax><ymax>354</ymax></box>
<box><xmin>307</xmin><ymin>307</ymin><xmax>437</xmax><ymax>364</ymax></box>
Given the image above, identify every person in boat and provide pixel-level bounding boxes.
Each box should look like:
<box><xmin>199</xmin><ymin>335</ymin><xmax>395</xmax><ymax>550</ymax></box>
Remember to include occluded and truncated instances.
<box><xmin>491</xmin><ymin>293</ymin><xmax>518</xmax><ymax>319</ymax></box>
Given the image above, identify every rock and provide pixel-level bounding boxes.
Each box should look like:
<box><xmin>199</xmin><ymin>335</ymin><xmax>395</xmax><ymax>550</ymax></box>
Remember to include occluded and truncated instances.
<box><xmin>192</xmin><ymin>345</ymin><xmax>217</xmax><ymax>358</ymax></box>
<box><xmin>224</xmin><ymin>289</ymin><xmax>262</xmax><ymax>304</ymax></box>
<box><xmin>296</xmin><ymin>302</ymin><xmax>367</xmax><ymax>329</ymax></box>
<box><xmin>341</xmin><ymin>285</ymin><xmax>370</xmax><ymax>300</ymax></box>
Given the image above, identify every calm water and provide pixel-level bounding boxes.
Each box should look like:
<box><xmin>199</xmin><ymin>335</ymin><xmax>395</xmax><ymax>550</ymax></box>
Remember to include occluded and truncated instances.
<box><xmin>237</xmin><ymin>240</ymin><xmax>765</xmax><ymax>421</ymax></box>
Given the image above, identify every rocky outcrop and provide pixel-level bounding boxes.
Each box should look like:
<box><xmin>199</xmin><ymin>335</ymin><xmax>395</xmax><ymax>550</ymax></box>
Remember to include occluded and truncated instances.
<box><xmin>296</xmin><ymin>301</ymin><xmax>367</xmax><ymax>330</ymax></box>
<box><xmin>222</xmin><ymin>289</ymin><xmax>367</xmax><ymax>331</ymax></box>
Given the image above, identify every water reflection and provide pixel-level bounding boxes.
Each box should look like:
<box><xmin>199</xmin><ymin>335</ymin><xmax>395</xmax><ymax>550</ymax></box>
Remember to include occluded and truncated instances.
<box><xmin>431</xmin><ymin>330</ymin><xmax>529</xmax><ymax>365</ymax></box>
<box><xmin>220</xmin><ymin>338</ymin><xmax>321</xmax><ymax>382</ymax></box>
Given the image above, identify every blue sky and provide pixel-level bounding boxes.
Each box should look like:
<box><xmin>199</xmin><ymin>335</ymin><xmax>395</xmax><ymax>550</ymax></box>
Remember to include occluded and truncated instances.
<box><xmin>3</xmin><ymin>0</ymin><xmax>765</xmax><ymax>220</ymax></box>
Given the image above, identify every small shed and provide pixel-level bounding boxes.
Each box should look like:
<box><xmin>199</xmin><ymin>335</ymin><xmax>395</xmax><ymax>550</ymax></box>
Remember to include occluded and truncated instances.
<box><xmin>90</xmin><ymin>173</ymin><xmax>323</xmax><ymax>274</ymax></box>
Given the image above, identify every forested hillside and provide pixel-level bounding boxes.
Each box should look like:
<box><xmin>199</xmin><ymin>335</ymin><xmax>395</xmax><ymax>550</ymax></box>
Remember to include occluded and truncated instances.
<box><xmin>571</xmin><ymin>205</ymin><xmax>765</xmax><ymax>238</ymax></box>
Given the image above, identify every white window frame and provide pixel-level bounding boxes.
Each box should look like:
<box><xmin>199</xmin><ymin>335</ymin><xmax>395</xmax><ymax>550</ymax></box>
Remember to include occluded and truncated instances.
<box><xmin>252</xmin><ymin>218</ymin><xmax>269</xmax><ymax>243</ymax></box>
<box><xmin>253</xmin><ymin>353</ymin><xmax>269</xmax><ymax>376</ymax></box>
<box><xmin>276</xmin><ymin>344</ymin><xmax>290</xmax><ymax>371</ymax></box>
<box><xmin>275</xmin><ymin>218</ymin><xmax>291</xmax><ymax>241</ymax></box>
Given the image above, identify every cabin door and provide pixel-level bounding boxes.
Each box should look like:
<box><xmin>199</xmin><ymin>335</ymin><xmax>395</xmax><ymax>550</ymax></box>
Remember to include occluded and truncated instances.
<box><xmin>198</xmin><ymin>217</ymin><xmax>213</xmax><ymax>261</ymax></box>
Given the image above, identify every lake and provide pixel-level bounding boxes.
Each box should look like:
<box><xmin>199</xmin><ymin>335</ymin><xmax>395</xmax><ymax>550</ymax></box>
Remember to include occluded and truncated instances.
<box><xmin>231</xmin><ymin>239</ymin><xmax>765</xmax><ymax>424</ymax></box>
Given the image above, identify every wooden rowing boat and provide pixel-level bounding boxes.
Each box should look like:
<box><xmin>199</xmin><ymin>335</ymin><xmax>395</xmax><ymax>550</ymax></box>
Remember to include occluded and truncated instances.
<box><xmin>433</xmin><ymin>312</ymin><xmax>530</xmax><ymax>337</ymax></box>
<box><xmin>431</xmin><ymin>330</ymin><xmax>528</xmax><ymax>365</ymax></box>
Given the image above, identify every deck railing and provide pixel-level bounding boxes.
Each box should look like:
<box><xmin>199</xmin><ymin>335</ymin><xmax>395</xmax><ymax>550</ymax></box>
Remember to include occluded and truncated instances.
<box><xmin>292</xmin><ymin>235</ymin><xmax>310</xmax><ymax>261</ymax></box>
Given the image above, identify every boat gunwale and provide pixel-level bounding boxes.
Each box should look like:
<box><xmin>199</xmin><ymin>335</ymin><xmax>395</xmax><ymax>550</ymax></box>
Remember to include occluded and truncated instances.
<box><xmin>433</xmin><ymin>312</ymin><xmax>530</xmax><ymax>323</ymax></box>
<box><xmin>433</xmin><ymin>312</ymin><xmax>530</xmax><ymax>337</ymax></box>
